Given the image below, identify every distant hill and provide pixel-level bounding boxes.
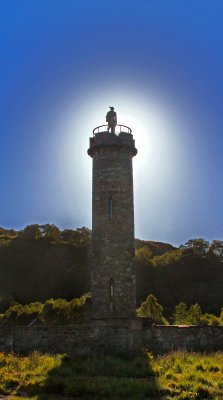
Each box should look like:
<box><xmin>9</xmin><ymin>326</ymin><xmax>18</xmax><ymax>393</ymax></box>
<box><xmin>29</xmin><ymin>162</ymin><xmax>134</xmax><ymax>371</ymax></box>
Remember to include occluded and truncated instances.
<box><xmin>135</xmin><ymin>238</ymin><xmax>176</xmax><ymax>256</ymax></box>
<box><xmin>0</xmin><ymin>225</ymin><xmax>222</xmax><ymax>318</ymax></box>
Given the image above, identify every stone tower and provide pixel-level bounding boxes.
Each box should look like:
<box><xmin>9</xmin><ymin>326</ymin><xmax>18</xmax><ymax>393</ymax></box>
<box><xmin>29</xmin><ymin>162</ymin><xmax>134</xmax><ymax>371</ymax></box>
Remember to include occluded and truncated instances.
<box><xmin>88</xmin><ymin>112</ymin><xmax>137</xmax><ymax>322</ymax></box>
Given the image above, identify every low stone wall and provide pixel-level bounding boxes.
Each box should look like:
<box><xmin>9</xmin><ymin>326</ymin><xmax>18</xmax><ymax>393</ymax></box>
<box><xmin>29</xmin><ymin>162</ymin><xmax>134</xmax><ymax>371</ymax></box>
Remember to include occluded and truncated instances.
<box><xmin>0</xmin><ymin>324</ymin><xmax>222</xmax><ymax>355</ymax></box>
<box><xmin>148</xmin><ymin>325</ymin><xmax>223</xmax><ymax>354</ymax></box>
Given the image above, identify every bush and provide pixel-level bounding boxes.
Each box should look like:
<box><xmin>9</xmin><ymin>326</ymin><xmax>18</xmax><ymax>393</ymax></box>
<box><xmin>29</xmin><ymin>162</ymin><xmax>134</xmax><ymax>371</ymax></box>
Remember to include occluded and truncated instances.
<box><xmin>0</xmin><ymin>294</ymin><xmax>90</xmax><ymax>326</ymax></box>
<box><xmin>39</xmin><ymin>293</ymin><xmax>90</xmax><ymax>325</ymax></box>
<box><xmin>137</xmin><ymin>294</ymin><xmax>168</xmax><ymax>324</ymax></box>
<box><xmin>173</xmin><ymin>302</ymin><xmax>223</xmax><ymax>326</ymax></box>
<box><xmin>200</xmin><ymin>313</ymin><xmax>221</xmax><ymax>325</ymax></box>
<box><xmin>2</xmin><ymin>302</ymin><xmax>43</xmax><ymax>325</ymax></box>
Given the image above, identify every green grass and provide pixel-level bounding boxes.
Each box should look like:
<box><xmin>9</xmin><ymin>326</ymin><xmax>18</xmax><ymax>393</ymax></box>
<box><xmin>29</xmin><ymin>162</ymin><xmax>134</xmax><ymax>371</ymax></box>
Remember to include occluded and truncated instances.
<box><xmin>0</xmin><ymin>351</ymin><xmax>223</xmax><ymax>399</ymax></box>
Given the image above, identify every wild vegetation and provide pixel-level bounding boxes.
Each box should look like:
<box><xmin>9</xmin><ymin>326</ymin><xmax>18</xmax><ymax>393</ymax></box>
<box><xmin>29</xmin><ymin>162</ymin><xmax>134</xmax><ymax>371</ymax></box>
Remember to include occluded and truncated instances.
<box><xmin>0</xmin><ymin>292</ymin><xmax>222</xmax><ymax>326</ymax></box>
<box><xmin>136</xmin><ymin>294</ymin><xmax>169</xmax><ymax>324</ymax></box>
<box><xmin>0</xmin><ymin>225</ymin><xmax>223</xmax><ymax>322</ymax></box>
<box><xmin>173</xmin><ymin>302</ymin><xmax>223</xmax><ymax>326</ymax></box>
<box><xmin>0</xmin><ymin>292</ymin><xmax>222</xmax><ymax>327</ymax></box>
<box><xmin>0</xmin><ymin>351</ymin><xmax>223</xmax><ymax>399</ymax></box>
<box><xmin>0</xmin><ymin>294</ymin><xmax>90</xmax><ymax>326</ymax></box>
<box><xmin>136</xmin><ymin>294</ymin><xmax>223</xmax><ymax>325</ymax></box>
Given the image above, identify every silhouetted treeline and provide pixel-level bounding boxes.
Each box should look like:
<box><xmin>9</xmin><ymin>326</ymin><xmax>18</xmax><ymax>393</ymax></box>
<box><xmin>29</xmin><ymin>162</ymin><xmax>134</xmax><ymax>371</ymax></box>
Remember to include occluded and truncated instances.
<box><xmin>0</xmin><ymin>225</ymin><xmax>91</xmax><ymax>308</ymax></box>
<box><xmin>136</xmin><ymin>238</ymin><xmax>223</xmax><ymax>318</ymax></box>
<box><xmin>0</xmin><ymin>226</ymin><xmax>223</xmax><ymax>318</ymax></box>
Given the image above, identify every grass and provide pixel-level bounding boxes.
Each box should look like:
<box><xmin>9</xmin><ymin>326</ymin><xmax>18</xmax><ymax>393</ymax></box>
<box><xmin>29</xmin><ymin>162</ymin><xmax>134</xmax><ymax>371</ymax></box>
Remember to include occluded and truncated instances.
<box><xmin>0</xmin><ymin>350</ymin><xmax>223</xmax><ymax>399</ymax></box>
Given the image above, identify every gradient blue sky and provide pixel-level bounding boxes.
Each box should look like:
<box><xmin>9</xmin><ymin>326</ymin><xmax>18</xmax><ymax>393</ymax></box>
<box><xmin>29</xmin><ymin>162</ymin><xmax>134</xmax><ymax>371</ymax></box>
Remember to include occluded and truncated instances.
<box><xmin>0</xmin><ymin>0</ymin><xmax>223</xmax><ymax>246</ymax></box>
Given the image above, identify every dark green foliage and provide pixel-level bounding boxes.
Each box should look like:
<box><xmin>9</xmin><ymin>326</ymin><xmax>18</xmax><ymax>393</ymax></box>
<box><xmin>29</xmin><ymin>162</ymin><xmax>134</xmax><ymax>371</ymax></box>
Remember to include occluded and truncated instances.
<box><xmin>0</xmin><ymin>227</ymin><xmax>17</xmax><ymax>237</ymax></box>
<box><xmin>173</xmin><ymin>302</ymin><xmax>202</xmax><ymax>325</ymax></box>
<box><xmin>136</xmin><ymin>294</ymin><xmax>168</xmax><ymax>324</ymax></box>
<box><xmin>0</xmin><ymin>226</ymin><xmax>223</xmax><ymax>320</ymax></box>
<box><xmin>135</xmin><ymin>238</ymin><xmax>175</xmax><ymax>255</ymax></box>
<box><xmin>0</xmin><ymin>294</ymin><xmax>90</xmax><ymax>325</ymax></box>
<box><xmin>2</xmin><ymin>302</ymin><xmax>43</xmax><ymax>325</ymax></box>
<box><xmin>0</xmin><ymin>227</ymin><xmax>17</xmax><ymax>247</ymax></box>
<box><xmin>16</xmin><ymin>224</ymin><xmax>91</xmax><ymax>245</ymax></box>
<box><xmin>200</xmin><ymin>313</ymin><xmax>221</xmax><ymax>326</ymax></box>
<box><xmin>210</xmin><ymin>240</ymin><xmax>223</xmax><ymax>261</ymax></box>
<box><xmin>136</xmin><ymin>239</ymin><xmax>223</xmax><ymax>318</ymax></box>
<box><xmin>19</xmin><ymin>224</ymin><xmax>41</xmax><ymax>240</ymax></box>
<box><xmin>189</xmin><ymin>303</ymin><xmax>202</xmax><ymax>325</ymax></box>
<box><xmin>173</xmin><ymin>302</ymin><xmax>188</xmax><ymax>325</ymax></box>
<box><xmin>173</xmin><ymin>302</ymin><xmax>222</xmax><ymax>325</ymax></box>
<box><xmin>40</xmin><ymin>293</ymin><xmax>90</xmax><ymax>325</ymax></box>
<box><xmin>135</xmin><ymin>246</ymin><xmax>153</xmax><ymax>262</ymax></box>
<box><xmin>179</xmin><ymin>238</ymin><xmax>210</xmax><ymax>256</ymax></box>
<box><xmin>61</xmin><ymin>227</ymin><xmax>91</xmax><ymax>245</ymax></box>
<box><xmin>0</xmin><ymin>225</ymin><xmax>91</xmax><ymax>304</ymax></box>
<box><xmin>39</xmin><ymin>224</ymin><xmax>61</xmax><ymax>241</ymax></box>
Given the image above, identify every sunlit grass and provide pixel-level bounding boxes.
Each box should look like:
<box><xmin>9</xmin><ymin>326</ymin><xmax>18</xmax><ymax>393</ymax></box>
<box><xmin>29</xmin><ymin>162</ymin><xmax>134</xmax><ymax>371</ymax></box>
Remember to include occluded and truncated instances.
<box><xmin>0</xmin><ymin>350</ymin><xmax>223</xmax><ymax>399</ymax></box>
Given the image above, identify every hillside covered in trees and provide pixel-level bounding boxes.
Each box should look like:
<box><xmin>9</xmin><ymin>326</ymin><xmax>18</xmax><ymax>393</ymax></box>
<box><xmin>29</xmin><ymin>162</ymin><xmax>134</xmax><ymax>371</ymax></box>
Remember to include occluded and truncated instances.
<box><xmin>0</xmin><ymin>225</ymin><xmax>223</xmax><ymax>320</ymax></box>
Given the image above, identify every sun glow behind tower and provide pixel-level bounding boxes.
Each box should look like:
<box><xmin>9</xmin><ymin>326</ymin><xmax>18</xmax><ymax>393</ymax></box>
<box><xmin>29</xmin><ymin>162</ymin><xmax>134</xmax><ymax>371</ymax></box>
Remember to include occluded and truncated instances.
<box><xmin>46</xmin><ymin>83</ymin><xmax>195</xmax><ymax>245</ymax></box>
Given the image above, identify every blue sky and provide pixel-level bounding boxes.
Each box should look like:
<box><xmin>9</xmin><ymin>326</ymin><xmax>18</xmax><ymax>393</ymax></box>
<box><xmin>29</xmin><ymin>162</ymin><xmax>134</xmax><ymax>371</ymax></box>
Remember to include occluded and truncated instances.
<box><xmin>0</xmin><ymin>0</ymin><xmax>223</xmax><ymax>245</ymax></box>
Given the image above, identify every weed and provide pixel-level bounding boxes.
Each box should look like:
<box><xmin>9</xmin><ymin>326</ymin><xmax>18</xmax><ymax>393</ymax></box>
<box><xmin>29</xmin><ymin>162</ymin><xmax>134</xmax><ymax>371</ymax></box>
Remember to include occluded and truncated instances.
<box><xmin>195</xmin><ymin>363</ymin><xmax>205</xmax><ymax>371</ymax></box>
<box><xmin>0</xmin><ymin>351</ymin><xmax>222</xmax><ymax>399</ymax></box>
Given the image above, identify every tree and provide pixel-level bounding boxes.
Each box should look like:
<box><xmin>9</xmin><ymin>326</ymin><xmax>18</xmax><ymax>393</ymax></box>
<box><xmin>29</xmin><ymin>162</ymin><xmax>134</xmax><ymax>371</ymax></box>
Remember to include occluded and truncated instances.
<box><xmin>173</xmin><ymin>302</ymin><xmax>202</xmax><ymax>325</ymax></box>
<box><xmin>61</xmin><ymin>227</ymin><xmax>91</xmax><ymax>245</ymax></box>
<box><xmin>76</xmin><ymin>227</ymin><xmax>92</xmax><ymax>245</ymax></box>
<box><xmin>209</xmin><ymin>240</ymin><xmax>223</xmax><ymax>261</ymax></box>
<box><xmin>200</xmin><ymin>313</ymin><xmax>221</xmax><ymax>326</ymax></box>
<box><xmin>40</xmin><ymin>224</ymin><xmax>60</xmax><ymax>241</ymax></box>
<box><xmin>220</xmin><ymin>308</ymin><xmax>223</xmax><ymax>323</ymax></box>
<box><xmin>20</xmin><ymin>224</ymin><xmax>41</xmax><ymax>240</ymax></box>
<box><xmin>135</xmin><ymin>246</ymin><xmax>153</xmax><ymax>262</ymax></box>
<box><xmin>188</xmin><ymin>303</ymin><xmax>202</xmax><ymax>325</ymax></box>
<box><xmin>137</xmin><ymin>294</ymin><xmax>168</xmax><ymax>324</ymax></box>
<box><xmin>39</xmin><ymin>294</ymin><xmax>90</xmax><ymax>325</ymax></box>
<box><xmin>61</xmin><ymin>229</ymin><xmax>75</xmax><ymax>243</ymax></box>
<box><xmin>173</xmin><ymin>302</ymin><xmax>188</xmax><ymax>325</ymax></box>
<box><xmin>179</xmin><ymin>238</ymin><xmax>210</xmax><ymax>256</ymax></box>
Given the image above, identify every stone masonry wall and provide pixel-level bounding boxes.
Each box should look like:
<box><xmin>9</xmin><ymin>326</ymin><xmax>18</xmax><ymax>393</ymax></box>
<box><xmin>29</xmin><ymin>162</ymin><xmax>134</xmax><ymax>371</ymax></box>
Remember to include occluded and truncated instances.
<box><xmin>88</xmin><ymin>131</ymin><xmax>137</xmax><ymax>320</ymax></box>
<box><xmin>0</xmin><ymin>324</ymin><xmax>223</xmax><ymax>355</ymax></box>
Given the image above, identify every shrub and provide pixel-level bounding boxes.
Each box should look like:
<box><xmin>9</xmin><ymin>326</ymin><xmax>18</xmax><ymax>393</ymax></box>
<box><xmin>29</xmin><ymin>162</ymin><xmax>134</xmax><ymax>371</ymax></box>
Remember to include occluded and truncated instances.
<box><xmin>2</xmin><ymin>302</ymin><xmax>43</xmax><ymax>325</ymax></box>
<box><xmin>137</xmin><ymin>294</ymin><xmax>168</xmax><ymax>324</ymax></box>
<box><xmin>173</xmin><ymin>302</ymin><xmax>223</xmax><ymax>326</ymax></box>
<box><xmin>0</xmin><ymin>294</ymin><xmax>90</xmax><ymax>326</ymax></box>
<box><xmin>39</xmin><ymin>293</ymin><xmax>90</xmax><ymax>325</ymax></box>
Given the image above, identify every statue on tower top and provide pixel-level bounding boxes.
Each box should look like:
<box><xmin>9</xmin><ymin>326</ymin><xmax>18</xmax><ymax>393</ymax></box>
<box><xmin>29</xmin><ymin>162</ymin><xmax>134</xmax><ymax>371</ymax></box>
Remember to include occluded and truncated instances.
<box><xmin>106</xmin><ymin>106</ymin><xmax>117</xmax><ymax>134</ymax></box>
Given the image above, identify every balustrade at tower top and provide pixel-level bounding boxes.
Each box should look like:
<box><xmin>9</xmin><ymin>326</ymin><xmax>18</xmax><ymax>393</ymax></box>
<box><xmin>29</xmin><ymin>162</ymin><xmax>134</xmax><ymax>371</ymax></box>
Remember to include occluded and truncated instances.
<box><xmin>88</xmin><ymin>107</ymin><xmax>136</xmax><ymax>158</ymax></box>
<box><xmin>93</xmin><ymin>124</ymin><xmax>132</xmax><ymax>135</ymax></box>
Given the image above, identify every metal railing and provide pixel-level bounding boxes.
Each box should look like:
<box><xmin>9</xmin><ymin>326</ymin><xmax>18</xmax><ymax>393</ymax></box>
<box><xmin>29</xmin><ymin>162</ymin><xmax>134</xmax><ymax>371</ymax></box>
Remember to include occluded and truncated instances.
<box><xmin>93</xmin><ymin>124</ymin><xmax>132</xmax><ymax>135</ymax></box>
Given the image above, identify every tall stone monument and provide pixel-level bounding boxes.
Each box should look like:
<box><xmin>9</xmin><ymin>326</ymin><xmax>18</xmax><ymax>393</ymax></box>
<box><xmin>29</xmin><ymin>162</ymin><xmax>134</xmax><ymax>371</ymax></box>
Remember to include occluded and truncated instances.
<box><xmin>88</xmin><ymin>108</ymin><xmax>137</xmax><ymax>323</ymax></box>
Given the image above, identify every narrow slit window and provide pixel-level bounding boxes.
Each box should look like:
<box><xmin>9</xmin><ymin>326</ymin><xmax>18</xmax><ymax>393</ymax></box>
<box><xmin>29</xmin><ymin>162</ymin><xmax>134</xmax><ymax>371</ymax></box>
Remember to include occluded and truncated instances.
<box><xmin>109</xmin><ymin>197</ymin><xmax>113</xmax><ymax>220</ymax></box>
<box><xmin>109</xmin><ymin>278</ymin><xmax>114</xmax><ymax>302</ymax></box>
